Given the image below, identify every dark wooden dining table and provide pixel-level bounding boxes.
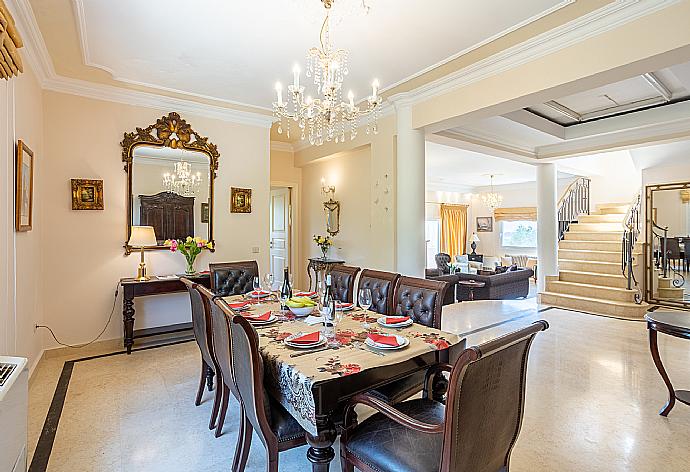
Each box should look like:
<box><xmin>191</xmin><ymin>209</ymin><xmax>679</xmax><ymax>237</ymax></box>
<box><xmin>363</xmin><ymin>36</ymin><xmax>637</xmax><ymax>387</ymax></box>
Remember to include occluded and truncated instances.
<box><xmin>223</xmin><ymin>293</ymin><xmax>466</xmax><ymax>471</ymax></box>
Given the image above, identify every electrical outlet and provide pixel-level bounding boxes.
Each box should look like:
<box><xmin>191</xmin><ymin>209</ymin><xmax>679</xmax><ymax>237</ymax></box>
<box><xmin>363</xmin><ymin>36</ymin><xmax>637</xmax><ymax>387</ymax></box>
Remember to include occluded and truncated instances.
<box><xmin>252</xmin><ymin>246</ymin><xmax>260</xmax><ymax>254</ymax></box>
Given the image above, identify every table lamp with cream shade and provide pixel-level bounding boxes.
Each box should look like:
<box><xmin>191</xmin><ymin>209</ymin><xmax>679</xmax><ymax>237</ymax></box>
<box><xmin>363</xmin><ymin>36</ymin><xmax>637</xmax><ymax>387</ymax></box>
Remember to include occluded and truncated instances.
<box><xmin>128</xmin><ymin>226</ymin><xmax>158</xmax><ymax>281</ymax></box>
<box><xmin>470</xmin><ymin>232</ymin><xmax>480</xmax><ymax>255</ymax></box>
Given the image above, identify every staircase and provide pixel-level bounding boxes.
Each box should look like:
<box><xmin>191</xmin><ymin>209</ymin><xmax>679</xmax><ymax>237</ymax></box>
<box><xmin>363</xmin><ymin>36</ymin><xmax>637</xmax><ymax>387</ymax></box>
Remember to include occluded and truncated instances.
<box><xmin>540</xmin><ymin>201</ymin><xmax>650</xmax><ymax>319</ymax></box>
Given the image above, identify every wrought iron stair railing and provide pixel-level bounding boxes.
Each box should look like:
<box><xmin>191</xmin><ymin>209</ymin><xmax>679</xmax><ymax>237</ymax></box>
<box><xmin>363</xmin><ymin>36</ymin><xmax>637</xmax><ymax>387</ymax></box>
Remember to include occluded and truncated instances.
<box><xmin>558</xmin><ymin>177</ymin><xmax>590</xmax><ymax>240</ymax></box>
<box><xmin>621</xmin><ymin>193</ymin><xmax>642</xmax><ymax>303</ymax></box>
<box><xmin>652</xmin><ymin>221</ymin><xmax>685</xmax><ymax>289</ymax></box>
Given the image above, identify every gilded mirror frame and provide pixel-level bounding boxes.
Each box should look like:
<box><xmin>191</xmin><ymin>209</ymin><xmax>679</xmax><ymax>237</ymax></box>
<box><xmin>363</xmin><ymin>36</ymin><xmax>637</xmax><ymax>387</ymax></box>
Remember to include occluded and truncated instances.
<box><xmin>121</xmin><ymin>112</ymin><xmax>219</xmax><ymax>255</ymax></box>
<box><xmin>645</xmin><ymin>181</ymin><xmax>690</xmax><ymax>309</ymax></box>
<box><xmin>324</xmin><ymin>198</ymin><xmax>340</xmax><ymax>236</ymax></box>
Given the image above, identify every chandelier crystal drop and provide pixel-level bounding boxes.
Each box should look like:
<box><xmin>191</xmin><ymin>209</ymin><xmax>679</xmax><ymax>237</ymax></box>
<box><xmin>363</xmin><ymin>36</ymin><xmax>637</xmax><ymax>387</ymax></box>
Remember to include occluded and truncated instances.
<box><xmin>162</xmin><ymin>161</ymin><xmax>202</xmax><ymax>197</ymax></box>
<box><xmin>273</xmin><ymin>0</ymin><xmax>382</xmax><ymax>146</ymax></box>
<box><xmin>481</xmin><ymin>175</ymin><xmax>503</xmax><ymax>211</ymax></box>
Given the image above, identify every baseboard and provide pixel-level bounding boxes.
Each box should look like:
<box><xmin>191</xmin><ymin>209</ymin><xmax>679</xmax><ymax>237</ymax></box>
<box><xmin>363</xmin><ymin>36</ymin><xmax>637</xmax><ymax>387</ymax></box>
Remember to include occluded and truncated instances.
<box><xmin>28</xmin><ymin>348</ymin><xmax>46</xmax><ymax>386</ymax></box>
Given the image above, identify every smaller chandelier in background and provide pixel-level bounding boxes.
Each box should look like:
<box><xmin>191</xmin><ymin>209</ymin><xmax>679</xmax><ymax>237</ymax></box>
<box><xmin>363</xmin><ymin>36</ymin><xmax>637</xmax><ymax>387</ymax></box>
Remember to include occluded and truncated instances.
<box><xmin>162</xmin><ymin>161</ymin><xmax>202</xmax><ymax>197</ymax></box>
<box><xmin>273</xmin><ymin>0</ymin><xmax>382</xmax><ymax>146</ymax></box>
<box><xmin>481</xmin><ymin>174</ymin><xmax>503</xmax><ymax>211</ymax></box>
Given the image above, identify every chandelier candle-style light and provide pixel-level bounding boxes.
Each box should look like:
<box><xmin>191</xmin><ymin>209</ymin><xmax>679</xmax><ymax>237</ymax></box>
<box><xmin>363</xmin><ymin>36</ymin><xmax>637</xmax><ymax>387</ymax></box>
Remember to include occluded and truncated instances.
<box><xmin>162</xmin><ymin>161</ymin><xmax>202</xmax><ymax>197</ymax></box>
<box><xmin>481</xmin><ymin>175</ymin><xmax>503</xmax><ymax>211</ymax></box>
<box><xmin>273</xmin><ymin>0</ymin><xmax>382</xmax><ymax>146</ymax></box>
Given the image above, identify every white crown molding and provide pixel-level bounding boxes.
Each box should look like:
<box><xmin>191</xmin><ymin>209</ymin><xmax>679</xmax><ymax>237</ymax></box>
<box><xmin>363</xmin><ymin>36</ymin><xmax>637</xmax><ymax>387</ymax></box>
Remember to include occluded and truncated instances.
<box><xmin>8</xmin><ymin>0</ymin><xmax>275</xmax><ymax>128</ymax></box>
<box><xmin>439</xmin><ymin>129</ymin><xmax>537</xmax><ymax>158</ymax></box>
<box><xmin>393</xmin><ymin>0</ymin><xmax>683</xmax><ymax>107</ymax></box>
<box><xmin>270</xmin><ymin>141</ymin><xmax>294</xmax><ymax>153</ymax></box>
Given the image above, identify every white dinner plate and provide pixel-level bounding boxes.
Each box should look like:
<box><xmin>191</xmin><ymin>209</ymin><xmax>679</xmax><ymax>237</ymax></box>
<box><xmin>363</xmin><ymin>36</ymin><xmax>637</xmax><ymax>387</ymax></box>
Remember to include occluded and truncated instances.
<box><xmin>245</xmin><ymin>314</ymin><xmax>277</xmax><ymax>325</ymax></box>
<box><xmin>284</xmin><ymin>332</ymin><xmax>327</xmax><ymax>349</ymax></box>
<box><xmin>365</xmin><ymin>335</ymin><xmax>410</xmax><ymax>350</ymax></box>
<box><xmin>247</xmin><ymin>290</ymin><xmax>271</xmax><ymax>299</ymax></box>
<box><xmin>376</xmin><ymin>317</ymin><xmax>414</xmax><ymax>328</ymax></box>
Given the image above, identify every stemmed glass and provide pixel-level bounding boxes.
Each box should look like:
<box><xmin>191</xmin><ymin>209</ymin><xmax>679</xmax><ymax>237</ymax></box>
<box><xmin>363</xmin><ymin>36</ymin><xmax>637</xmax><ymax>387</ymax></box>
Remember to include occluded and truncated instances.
<box><xmin>358</xmin><ymin>288</ymin><xmax>373</xmax><ymax>312</ymax></box>
<box><xmin>253</xmin><ymin>276</ymin><xmax>262</xmax><ymax>306</ymax></box>
<box><xmin>263</xmin><ymin>273</ymin><xmax>275</xmax><ymax>295</ymax></box>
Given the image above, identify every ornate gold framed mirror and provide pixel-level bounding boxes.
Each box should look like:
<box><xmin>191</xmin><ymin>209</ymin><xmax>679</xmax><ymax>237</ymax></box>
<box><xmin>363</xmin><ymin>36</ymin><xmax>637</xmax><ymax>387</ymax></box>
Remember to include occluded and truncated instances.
<box><xmin>324</xmin><ymin>198</ymin><xmax>340</xmax><ymax>236</ymax></box>
<box><xmin>121</xmin><ymin>112</ymin><xmax>219</xmax><ymax>254</ymax></box>
<box><xmin>645</xmin><ymin>181</ymin><xmax>690</xmax><ymax>309</ymax></box>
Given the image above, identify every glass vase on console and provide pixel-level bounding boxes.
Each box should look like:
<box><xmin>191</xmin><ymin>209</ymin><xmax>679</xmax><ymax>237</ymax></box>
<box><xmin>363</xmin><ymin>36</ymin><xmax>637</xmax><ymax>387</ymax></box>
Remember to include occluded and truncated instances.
<box><xmin>165</xmin><ymin>236</ymin><xmax>213</xmax><ymax>277</ymax></box>
<box><xmin>314</xmin><ymin>234</ymin><xmax>333</xmax><ymax>260</ymax></box>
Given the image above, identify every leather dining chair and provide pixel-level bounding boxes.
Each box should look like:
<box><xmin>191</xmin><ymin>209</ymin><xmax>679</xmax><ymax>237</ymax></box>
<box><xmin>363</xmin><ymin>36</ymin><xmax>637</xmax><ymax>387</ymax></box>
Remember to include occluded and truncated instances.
<box><xmin>214</xmin><ymin>299</ymin><xmax>307</xmax><ymax>472</ymax></box>
<box><xmin>197</xmin><ymin>284</ymin><xmax>240</xmax><ymax>439</ymax></box>
<box><xmin>369</xmin><ymin>276</ymin><xmax>450</xmax><ymax>405</ymax></box>
<box><xmin>180</xmin><ymin>278</ymin><xmax>223</xmax><ymax>431</ymax></box>
<box><xmin>209</xmin><ymin>260</ymin><xmax>258</xmax><ymax>296</ymax></box>
<box><xmin>357</xmin><ymin>269</ymin><xmax>401</xmax><ymax>315</ymax></box>
<box><xmin>329</xmin><ymin>265</ymin><xmax>361</xmax><ymax>303</ymax></box>
<box><xmin>340</xmin><ymin>320</ymin><xmax>549</xmax><ymax>472</ymax></box>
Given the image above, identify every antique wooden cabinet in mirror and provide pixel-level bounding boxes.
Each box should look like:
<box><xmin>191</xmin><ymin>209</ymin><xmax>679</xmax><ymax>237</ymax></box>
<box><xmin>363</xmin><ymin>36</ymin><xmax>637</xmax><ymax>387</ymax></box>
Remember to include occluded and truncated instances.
<box><xmin>646</xmin><ymin>181</ymin><xmax>690</xmax><ymax>309</ymax></box>
<box><xmin>121</xmin><ymin>112</ymin><xmax>218</xmax><ymax>254</ymax></box>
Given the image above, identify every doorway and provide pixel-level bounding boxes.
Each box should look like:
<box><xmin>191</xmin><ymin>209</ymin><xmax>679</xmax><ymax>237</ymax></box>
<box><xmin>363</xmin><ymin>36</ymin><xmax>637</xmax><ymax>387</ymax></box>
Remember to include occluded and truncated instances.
<box><xmin>270</xmin><ymin>187</ymin><xmax>292</xmax><ymax>283</ymax></box>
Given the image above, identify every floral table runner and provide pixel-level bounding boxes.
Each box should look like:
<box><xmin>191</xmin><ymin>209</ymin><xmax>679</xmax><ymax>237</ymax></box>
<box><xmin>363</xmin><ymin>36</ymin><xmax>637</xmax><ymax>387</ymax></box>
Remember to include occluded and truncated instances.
<box><xmin>223</xmin><ymin>294</ymin><xmax>462</xmax><ymax>435</ymax></box>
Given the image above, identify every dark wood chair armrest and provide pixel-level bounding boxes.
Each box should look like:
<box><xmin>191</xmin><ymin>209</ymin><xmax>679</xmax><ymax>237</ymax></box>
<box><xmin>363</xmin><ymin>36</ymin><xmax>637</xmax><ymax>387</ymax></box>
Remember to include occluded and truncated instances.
<box><xmin>423</xmin><ymin>363</ymin><xmax>454</xmax><ymax>399</ymax></box>
<box><xmin>344</xmin><ymin>393</ymin><xmax>444</xmax><ymax>435</ymax></box>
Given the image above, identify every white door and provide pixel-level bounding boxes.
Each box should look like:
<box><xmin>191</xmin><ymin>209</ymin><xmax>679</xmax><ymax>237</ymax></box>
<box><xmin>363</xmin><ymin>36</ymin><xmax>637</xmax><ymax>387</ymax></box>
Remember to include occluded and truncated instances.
<box><xmin>270</xmin><ymin>187</ymin><xmax>291</xmax><ymax>283</ymax></box>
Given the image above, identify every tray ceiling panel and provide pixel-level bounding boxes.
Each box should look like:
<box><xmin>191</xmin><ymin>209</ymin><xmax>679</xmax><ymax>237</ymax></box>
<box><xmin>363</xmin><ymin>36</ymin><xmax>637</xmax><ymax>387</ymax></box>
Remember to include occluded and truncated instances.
<box><xmin>74</xmin><ymin>0</ymin><xmax>569</xmax><ymax>108</ymax></box>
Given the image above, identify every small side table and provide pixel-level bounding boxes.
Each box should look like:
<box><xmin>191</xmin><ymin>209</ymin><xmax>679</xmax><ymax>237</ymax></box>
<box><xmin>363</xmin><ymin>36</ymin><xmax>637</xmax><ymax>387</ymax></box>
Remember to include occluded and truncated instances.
<box><xmin>307</xmin><ymin>257</ymin><xmax>345</xmax><ymax>291</ymax></box>
<box><xmin>458</xmin><ymin>280</ymin><xmax>485</xmax><ymax>301</ymax></box>
<box><xmin>645</xmin><ymin>311</ymin><xmax>690</xmax><ymax>416</ymax></box>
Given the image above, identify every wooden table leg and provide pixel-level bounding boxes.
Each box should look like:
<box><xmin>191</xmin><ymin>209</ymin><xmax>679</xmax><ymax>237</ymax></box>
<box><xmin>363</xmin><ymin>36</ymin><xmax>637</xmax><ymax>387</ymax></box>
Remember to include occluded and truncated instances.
<box><xmin>649</xmin><ymin>327</ymin><xmax>676</xmax><ymax>416</ymax></box>
<box><xmin>123</xmin><ymin>289</ymin><xmax>135</xmax><ymax>354</ymax></box>
<box><xmin>306</xmin><ymin>417</ymin><xmax>337</xmax><ymax>472</ymax></box>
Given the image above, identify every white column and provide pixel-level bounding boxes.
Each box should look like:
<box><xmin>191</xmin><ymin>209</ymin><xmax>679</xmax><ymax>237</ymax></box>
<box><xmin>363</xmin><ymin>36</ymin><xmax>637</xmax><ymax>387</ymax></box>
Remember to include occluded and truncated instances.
<box><xmin>537</xmin><ymin>163</ymin><xmax>558</xmax><ymax>293</ymax></box>
<box><xmin>395</xmin><ymin>103</ymin><xmax>426</xmax><ymax>277</ymax></box>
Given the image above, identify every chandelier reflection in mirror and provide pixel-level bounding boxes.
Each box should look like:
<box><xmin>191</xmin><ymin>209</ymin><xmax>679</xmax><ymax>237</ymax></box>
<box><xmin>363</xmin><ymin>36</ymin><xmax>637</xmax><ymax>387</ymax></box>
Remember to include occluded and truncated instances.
<box><xmin>273</xmin><ymin>0</ymin><xmax>382</xmax><ymax>146</ymax></box>
<box><xmin>162</xmin><ymin>161</ymin><xmax>202</xmax><ymax>197</ymax></box>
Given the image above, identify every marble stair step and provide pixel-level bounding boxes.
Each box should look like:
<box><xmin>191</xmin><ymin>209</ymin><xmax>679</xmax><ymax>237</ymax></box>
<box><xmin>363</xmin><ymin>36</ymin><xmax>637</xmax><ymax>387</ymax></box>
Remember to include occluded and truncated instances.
<box><xmin>564</xmin><ymin>231</ymin><xmax>624</xmax><ymax>242</ymax></box>
<box><xmin>545</xmin><ymin>279</ymin><xmax>637</xmax><ymax>303</ymax></box>
<box><xmin>558</xmin><ymin>259</ymin><xmax>627</xmax><ymax>275</ymax></box>
<box><xmin>539</xmin><ymin>292</ymin><xmax>649</xmax><ymax>320</ymax></box>
<box><xmin>568</xmin><ymin>222</ymin><xmax>627</xmax><ymax>232</ymax></box>
<box><xmin>578</xmin><ymin>214</ymin><xmax>626</xmax><ymax>223</ymax></box>
<box><xmin>595</xmin><ymin>203</ymin><xmax>630</xmax><ymax>215</ymax></box>
<box><xmin>558</xmin><ymin>240</ymin><xmax>642</xmax><ymax>252</ymax></box>
<box><xmin>558</xmin><ymin>270</ymin><xmax>629</xmax><ymax>288</ymax></box>
<box><xmin>658</xmin><ymin>287</ymin><xmax>685</xmax><ymax>299</ymax></box>
<box><xmin>559</xmin><ymin>249</ymin><xmax>626</xmax><ymax>263</ymax></box>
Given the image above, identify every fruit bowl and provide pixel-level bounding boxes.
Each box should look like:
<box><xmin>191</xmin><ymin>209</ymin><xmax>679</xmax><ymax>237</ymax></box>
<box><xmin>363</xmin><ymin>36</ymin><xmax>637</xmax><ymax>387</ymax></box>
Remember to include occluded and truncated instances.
<box><xmin>288</xmin><ymin>306</ymin><xmax>315</xmax><ymax>317</ymax></box>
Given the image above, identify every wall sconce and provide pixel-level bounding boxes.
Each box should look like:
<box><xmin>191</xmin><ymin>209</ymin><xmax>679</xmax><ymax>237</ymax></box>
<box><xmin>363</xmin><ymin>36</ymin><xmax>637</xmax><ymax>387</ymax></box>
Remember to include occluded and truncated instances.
<box><xmin>321</xmin><ymin>177</ymin><xmax>336</xmax><ymax>200</ymax></box>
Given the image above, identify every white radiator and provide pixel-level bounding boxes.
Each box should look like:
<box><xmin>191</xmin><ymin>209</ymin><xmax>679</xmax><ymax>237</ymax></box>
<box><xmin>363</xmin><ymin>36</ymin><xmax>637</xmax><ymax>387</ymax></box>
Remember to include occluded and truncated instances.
<box><xmin>0</xmin><ymin>356</ymin><xmax>28</xmax><ymax>472</ymax></box>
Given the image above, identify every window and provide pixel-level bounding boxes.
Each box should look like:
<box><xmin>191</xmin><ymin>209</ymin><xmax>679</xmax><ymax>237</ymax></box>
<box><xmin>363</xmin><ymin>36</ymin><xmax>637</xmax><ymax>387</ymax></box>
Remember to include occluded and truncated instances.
<box><xmin>425</xmin><ymin>220</ymin><xmax>440</xmax><ymax>268</ymax></box>
<box><xmin>500</xmin><ymin>220</ymin><xmax>537</xmax><ymax>248</ymax></box>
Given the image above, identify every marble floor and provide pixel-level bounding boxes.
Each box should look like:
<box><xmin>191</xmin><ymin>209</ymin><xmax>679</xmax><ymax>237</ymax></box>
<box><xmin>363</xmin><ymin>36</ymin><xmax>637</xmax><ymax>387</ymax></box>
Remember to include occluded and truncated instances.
<box><xmin>27</xmin><ymin>301</ymin><xmax>690</xmax><ymax>471</ymax></box>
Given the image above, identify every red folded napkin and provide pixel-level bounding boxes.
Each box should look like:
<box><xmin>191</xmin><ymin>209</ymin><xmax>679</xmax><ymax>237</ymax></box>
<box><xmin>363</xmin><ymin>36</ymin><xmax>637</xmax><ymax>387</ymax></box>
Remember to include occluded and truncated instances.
<box><xmin>250</xmin><ymin>290</ymin><xmax>269</xmax><ymax>297</ymax></box>
<box><xmin>336</xmin><ymin>302</ymin><xmax>353</xmax><ymax>308</ymax></box>
<box><xmin>228</xmin><ymin>301</ymin><xmax>249</xmax><ymax>309</ymax></box>
<box><xmin>368</xmin><ymin>333</ymin><xmax>400</xmax><ymax>347</ymax></box>
<box><xmin>385</xmin><ymin>316</ymin><xmax>410</xmax><ymax>324</ymax></box>
<box><xmin>290</xmin><ymin>332</ymin><xmax>321</xmax><ymax>344</ymax></box>
<box><xmin>295</xmin><ymin>291</ymin><xmax>317</xmax><ymax>297</ymax></box>
<box><xmin>246</xmin><ymin>311</ymin><xmax>271</xmax><ymax>322</ymax></box>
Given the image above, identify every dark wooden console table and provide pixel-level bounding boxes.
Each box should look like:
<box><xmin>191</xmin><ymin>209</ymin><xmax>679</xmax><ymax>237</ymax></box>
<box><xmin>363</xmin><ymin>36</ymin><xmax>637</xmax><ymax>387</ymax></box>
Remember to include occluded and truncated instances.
<box><xmin>307</xmin><ymin>257</ymin><xmax>345</xmax><ymax>291</ymax></box>
<box><xmin>120</xmin><ymin>273</ymin><xmax>211</xmax><ymax>354</ymax></box>
<box><xmin>645</xmin><ymin>311</ymin><xmax>690</xmax><ymax>416</ymax></box>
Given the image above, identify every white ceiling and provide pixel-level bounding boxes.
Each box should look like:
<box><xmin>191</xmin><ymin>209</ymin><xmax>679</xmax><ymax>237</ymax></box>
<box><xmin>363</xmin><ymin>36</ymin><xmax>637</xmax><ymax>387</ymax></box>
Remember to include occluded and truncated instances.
<box><xmin>426</xmin><ymin>141</ymin><xmax>539</xmax><ymax>189</ymax></box>
<box><xmin>75</xmin><ymin>0</ymin><xmax>568</xmax><ymax>108</ymax></box>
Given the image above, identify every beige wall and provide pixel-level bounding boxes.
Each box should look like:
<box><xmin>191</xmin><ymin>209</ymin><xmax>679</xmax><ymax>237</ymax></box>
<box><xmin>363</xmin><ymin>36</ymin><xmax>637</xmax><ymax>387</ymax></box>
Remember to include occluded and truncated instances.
<box><xmin>41</xmin><ymin>91</ymin><xmax>270</xmax><ymax>346</ymax></box>
<box><xmin>0</xmin><ymin>62</ymin><xmax>45</xmax><ymax>371</ymax></box>
<box><xmin>301</xmin><ymin>146</ymin><xmax>374</xmax><ymax>285</ymax></box>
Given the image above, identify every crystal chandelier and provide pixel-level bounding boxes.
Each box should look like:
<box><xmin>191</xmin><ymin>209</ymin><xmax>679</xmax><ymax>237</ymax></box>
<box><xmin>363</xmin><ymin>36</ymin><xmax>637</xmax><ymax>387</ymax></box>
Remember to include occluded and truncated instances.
<box><xmin>273</xmin><ymin>0</ymin><xmax>382</xmax><ymax>146</ymax></box>
<box><xmin>481</xmin><ymin>175</ymin><xmax>503</xmax><ymax>211</ymax></box>
<box><xmin>162</xmin><ymin>161</ymin><xmax>202</xmax><ymax>197</ymax></box>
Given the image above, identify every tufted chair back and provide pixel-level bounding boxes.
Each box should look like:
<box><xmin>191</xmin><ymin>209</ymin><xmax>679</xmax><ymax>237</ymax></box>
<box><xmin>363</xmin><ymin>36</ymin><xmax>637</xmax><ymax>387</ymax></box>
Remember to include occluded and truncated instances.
<box><xmin>198</xmin><ymin>286</ymin><xmax>240</xmax><ymax>400</ymax></box>
<box><xmin>358</xmin><ymin>269</ymin><xmax>400</xmax><ymax>316</ymax></box>
<box><xmin>329</xmin><ymin>265</ymin><xmax>361</xmax><ymax>303</ymax></box>
<box><xmin>181</xmin><ymin>278</ymin><xmax>218</xmax><ymax>373</ymax></box>
<box><xmin>435</xmin><ymin>253</ymin><xmax>452</xmax><ymax>274</ymax></box>
<box><xmin>393</xmin><ymin>277</ymin><xmax>449</xmax><ymax>329</ymax></box>
<box><xmin>210</xmin><ymin>261</ymin><xmax>258</xmax><ymax>296</ymax></box>
<box><xmin>442</xmin><ymin>321</ymin><xmax>548</xmax><ymax>472</ymax></box>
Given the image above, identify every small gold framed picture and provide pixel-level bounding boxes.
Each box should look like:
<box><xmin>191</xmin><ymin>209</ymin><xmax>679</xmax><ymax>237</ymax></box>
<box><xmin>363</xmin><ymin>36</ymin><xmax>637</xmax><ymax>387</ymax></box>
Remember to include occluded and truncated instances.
<box><xmin>15</xmin><ymin>140</ymin><xmax>35</xmax><ymax>232</ymax></box>
<box><xmin>230</xmin><ymin>187</ymin><xmax>252</xmax><ymax>213</ymax></box>
<box><xmin>71</xmin><ymin>179</ymin><xmax>104</xmax><ymax>210</ymax></box>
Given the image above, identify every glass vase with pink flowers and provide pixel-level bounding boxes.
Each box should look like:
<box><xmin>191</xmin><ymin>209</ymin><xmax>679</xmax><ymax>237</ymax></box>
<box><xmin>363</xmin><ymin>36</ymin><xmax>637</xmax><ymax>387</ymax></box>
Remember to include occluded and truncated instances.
<box><xmin>164</xmin><ymin>236</ymin><xmax>213</xmax><ymax>275</ymax></box>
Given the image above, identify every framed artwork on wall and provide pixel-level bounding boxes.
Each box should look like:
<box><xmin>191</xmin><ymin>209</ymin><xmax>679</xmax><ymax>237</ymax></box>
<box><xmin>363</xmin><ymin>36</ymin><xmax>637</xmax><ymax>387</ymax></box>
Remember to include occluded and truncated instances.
<box><xmin>476</xmin><ymin>216</ymin><xmax>493</xmax><ymax>232</ymax></box>
<box><xmin>231</xmin><ymin>187</ymin><xmax>252</xmax><ymax>213</ymax></box>
<box><xmin>71</xmin><ymin>179</ymin><xmax>104</xmax><ymax>210</ymax></box>
<box><xmin>15</xmin><ymin>140</ymin><xmax>34</xmax><ymax>232</ymax></box>
<box><xmin>201</xmin><ymin>202</ymin><xmax>210</xmax><ymax>223</ymax></box>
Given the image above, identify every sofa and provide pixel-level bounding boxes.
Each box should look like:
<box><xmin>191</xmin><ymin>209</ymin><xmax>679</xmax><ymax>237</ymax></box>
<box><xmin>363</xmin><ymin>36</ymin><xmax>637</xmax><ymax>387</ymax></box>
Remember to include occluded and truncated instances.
<box><xmin>455</xmin><ymin>268</ymin><xmax>533</xmax><ymax>301</ymax></box>
<box><xmin>424</xmin><ymin>273</ymin><xmax>459</xmax><ymax>305</ymax></box>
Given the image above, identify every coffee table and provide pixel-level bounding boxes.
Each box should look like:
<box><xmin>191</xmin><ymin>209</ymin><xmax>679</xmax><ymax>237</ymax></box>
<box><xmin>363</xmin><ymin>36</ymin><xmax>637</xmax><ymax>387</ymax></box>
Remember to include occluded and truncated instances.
<box><xmin>645</xmin><ymin>311</ymin><xmax>690</xmax><ymax>416</ymax></box>
<box><xmin>458</xmin><ymin>280</ymin><xmax>486</xmax><ymax>301</ymax></box>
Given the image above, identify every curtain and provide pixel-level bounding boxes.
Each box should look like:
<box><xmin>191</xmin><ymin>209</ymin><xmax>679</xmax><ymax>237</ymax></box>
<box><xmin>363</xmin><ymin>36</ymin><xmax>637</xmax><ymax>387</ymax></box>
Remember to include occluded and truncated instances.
<box><xmin>440</xmin><ymin>204</ymin><xmax>468</xmax><ymax>259</ymax></box>
<box><xmin>494</xmin><ymin>207</ymin><xmax>537</xmax><ymax>222</ymax></box>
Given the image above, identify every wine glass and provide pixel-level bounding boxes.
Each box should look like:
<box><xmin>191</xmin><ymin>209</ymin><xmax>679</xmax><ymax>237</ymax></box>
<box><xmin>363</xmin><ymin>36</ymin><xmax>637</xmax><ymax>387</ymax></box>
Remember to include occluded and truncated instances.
<box><xmin>358</xmin><ymin>288</ymin><xmax>373</xmax><ymax>312</ymax></box>
<box><xmin>253</xmin><ymin>276</ymin><xmax>262</xmax><ymax>305</ymax></box>
<box><xmin>263</xmin><ymin>273</ymin><xmax>275</xmax><ymax>295</ymax></box>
